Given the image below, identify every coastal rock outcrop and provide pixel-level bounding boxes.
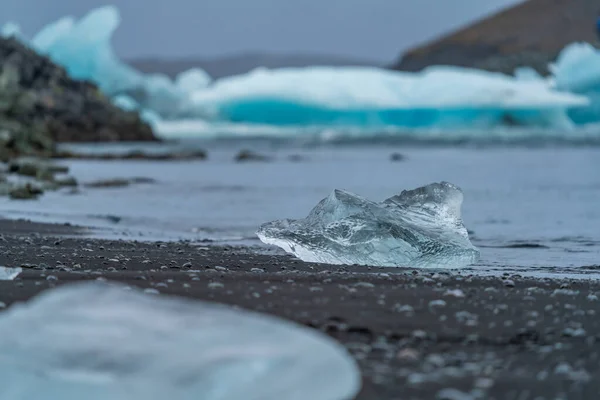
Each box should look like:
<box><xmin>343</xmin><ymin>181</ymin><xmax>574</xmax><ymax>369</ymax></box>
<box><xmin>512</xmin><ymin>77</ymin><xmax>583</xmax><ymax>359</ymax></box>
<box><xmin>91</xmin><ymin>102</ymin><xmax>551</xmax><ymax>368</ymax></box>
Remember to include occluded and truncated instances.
<box><xmin>0</xmin><ymin>36</ymin><xmax>156</xmax><ymax>160</ymax></box>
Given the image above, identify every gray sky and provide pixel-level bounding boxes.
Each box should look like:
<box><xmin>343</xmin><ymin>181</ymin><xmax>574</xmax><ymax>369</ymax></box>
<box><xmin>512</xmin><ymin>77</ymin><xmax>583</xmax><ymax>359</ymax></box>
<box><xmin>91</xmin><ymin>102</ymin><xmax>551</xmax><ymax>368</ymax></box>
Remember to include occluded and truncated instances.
<box><xmin>1</xmin><ymin>0</ymin><xmax>522</xmax><ymax>62</ymax></box>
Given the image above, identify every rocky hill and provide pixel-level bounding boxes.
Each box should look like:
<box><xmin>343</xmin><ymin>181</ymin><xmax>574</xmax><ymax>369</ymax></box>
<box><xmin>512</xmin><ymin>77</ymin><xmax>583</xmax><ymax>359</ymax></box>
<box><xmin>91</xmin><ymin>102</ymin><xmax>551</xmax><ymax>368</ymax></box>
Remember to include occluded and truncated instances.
<box><xmin>0</xmin><ymin>36</ymin><xmax>156</xmax><ymax>160</ymax></box>
<box><xmin>392</xmin><ymin>0</ymin><xmax>598</xmax><ymax>75</ymax></box>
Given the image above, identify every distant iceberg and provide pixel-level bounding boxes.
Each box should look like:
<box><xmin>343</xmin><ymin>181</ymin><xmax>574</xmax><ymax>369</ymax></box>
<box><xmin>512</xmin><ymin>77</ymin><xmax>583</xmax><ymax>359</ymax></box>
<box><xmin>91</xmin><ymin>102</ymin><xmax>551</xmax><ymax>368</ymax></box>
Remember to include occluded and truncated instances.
<box><xmin>188</xmin><ymin>66</ymin><xmax>584</xmax><ymax>129</ymax></box>
<box><xmin>3</xmin><ymin>5</ymin><xmax>600</xmax><ymax>140</ymax></box>
<box><xmin>0</xmin><ymin>282</ymin><xmax>360</xmax><ymax>400</ymax></box>
<box><xmin>550</xmin><ymin>42</ymin><xmax>600</xmax><ymax>125</ymax></box>
<box><xmin>257</xmin><ymin>182</ymin><xmax>479</xmax><ymax>269</ymax></box>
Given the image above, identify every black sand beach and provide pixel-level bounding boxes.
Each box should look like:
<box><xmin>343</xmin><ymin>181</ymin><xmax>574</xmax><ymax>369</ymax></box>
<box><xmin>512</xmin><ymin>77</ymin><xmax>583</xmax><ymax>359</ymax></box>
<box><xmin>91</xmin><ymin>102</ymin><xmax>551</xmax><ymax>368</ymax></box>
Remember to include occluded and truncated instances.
<box><xmin>1</xmin><ymin>218</ymin><xmax>599</xmax><ymax>399</ymax></box>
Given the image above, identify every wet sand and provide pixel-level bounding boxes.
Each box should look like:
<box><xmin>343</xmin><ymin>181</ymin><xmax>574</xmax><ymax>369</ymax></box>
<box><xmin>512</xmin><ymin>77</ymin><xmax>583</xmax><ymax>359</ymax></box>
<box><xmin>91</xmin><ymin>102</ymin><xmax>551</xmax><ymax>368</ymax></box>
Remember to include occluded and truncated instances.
<box><xmin>1</xmin><ymin>218</ymin><xmax>599</xmax><ymax>399</ymax></box>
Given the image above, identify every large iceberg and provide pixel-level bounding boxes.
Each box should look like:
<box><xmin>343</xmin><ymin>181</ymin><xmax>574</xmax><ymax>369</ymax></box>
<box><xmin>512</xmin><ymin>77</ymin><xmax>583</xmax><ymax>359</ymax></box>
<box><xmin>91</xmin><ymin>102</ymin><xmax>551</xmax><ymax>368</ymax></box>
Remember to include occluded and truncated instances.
<box><xmin>257</xmin><ymin>182</ymin><xmax>479</xmax><ymax>268</ymax></box>
<box><xmin>2</xmin><ymin>6</ymin><xmax>209</xmax><ymax>119</ymax></box>
<box><xmin>189</xmin><ymin>65</ymin><xmax>584</xmax><ymax>129</ymax></box>
<box><xmin>4</xmin><ymin>5</ymin><xmax>600</xmax><ymax>139</ymax></box>
<box><xmin>0</xmin><ymin>282</ymin><xmax>360</xmax><ymax>400</ymax></box>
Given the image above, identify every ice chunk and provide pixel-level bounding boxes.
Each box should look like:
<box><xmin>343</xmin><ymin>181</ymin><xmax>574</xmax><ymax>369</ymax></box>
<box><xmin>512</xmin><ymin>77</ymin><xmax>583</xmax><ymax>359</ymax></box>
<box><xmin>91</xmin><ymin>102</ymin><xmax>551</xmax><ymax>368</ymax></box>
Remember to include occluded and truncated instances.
<box><xmin>550</xmin><ymin>43</ymin><xmax>600</xmax><ymax>125</ymax></box>
<box><xmin>31</xmin><ymin>17</ymin><xmax>75</xmax><ymax>51</ymax></box>
<box><xmin>1</xmin><ymin>22</ymin><xmax>23</xmax><ymax>39</ymax></box>
<box><xmin>29</xmin><ymin>6</ymin><xmax>143</xmax><ymax>98</ymax></box>
<box><xmin>0</xmin><ymin>266</ymin><xmax>21</xmax><ymax>280</ymax></box>
<box><xmin>0</xmin><ymin>281</ymin><xmax>360</xmax><ymax>400</ymax></box>
<box><xmin>514</xmin><ymin>67</ymin><xmax>545</xmax><ymax>82</ymax></box>
<box><xmin>112</xmin><ymin>94</ymin><xmax>139</xmax><ymax>111</ymax></box>
<box><xmin>18</xmin><ymin>6</ymin><xmax>202</xmax><ymax>119</ymax></box>
<box><xmin>257</xmin><ymin>182</ymin><xmax>479</xmax><ymax>268</ymax></box>
<box><xmin>175</xmin><ymin>68</ymin><xmax>212</xmax><ymax>94</ymax></box>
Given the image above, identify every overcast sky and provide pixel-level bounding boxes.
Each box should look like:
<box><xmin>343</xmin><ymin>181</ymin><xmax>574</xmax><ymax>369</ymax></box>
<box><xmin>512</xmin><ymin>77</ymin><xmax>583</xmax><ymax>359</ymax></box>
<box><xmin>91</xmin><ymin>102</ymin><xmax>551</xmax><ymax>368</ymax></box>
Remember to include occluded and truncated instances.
<box><xmin>1</xmin><ymin>0</ymin><xmax>522</xmax><ymax>62</ymax></box>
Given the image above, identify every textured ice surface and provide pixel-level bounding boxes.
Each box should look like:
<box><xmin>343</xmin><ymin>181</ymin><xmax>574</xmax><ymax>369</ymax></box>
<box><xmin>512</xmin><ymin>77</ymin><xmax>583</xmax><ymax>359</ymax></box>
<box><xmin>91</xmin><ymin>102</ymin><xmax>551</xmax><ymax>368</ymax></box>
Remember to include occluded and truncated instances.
<box><xmin>257</xmin><ymin>182</ymin><xmax>479</xmax><ymax>268</ymax></box>
<box><xmin>0</xmin><ymin>266</ymin><xmax>21</xmax><ymax>280</ymax></box>
<box><xmin>0</xmin><ymin>282</ymin><xmax>360</xmax><ymax>400</ymax></box>
<box><xmin>5</xmin><ymin>5</ymin><xmax>600</xmax><ymax>136</ymax></box>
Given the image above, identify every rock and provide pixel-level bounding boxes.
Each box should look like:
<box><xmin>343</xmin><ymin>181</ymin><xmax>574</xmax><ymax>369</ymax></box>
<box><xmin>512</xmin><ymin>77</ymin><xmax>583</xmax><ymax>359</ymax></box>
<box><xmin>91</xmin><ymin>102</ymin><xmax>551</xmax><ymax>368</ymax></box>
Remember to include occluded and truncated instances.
<box><xmin>390</xmin><ymin>152</ymin><xmax>406</xmax><ymax>162</ymax></box>
<box><xmin>0</xmin><ymin>182</ymin><xmax>10</xmax><ymax>196</ymax></box>
<box><xmin>8</xmin><ymin>158</ymin><xmax>69</xmax><ymax>182</ymax></box>
<box><xmin>8</xmin><ymin>158</ymin><xmax>46</xmax><ymax>177</ymax></box>
<box><xmin>288</xmin><ymin>154</ymin><xmax>307</xmax><ymax>162</ymax></box>
<box><xmin>84</xmin><ymin>177</ymin><xmax>156</xmax><ymax>189</ymax></box>
<box><xmin>0</xmin><ymin>36</ymin><xmax>158</xmax><ymax>161</ymax></box>
<box><xmin>234</xmin><ymin>149</ymin><xmax>271</xmax><ymax>162</ymax></box>
<box><xmin>53</xmin><ymin>176</ymin><xmax>78</xmax><ymax>187</ymax></box>
<box><xmin>9</xmin><ymin>183</ymin><xmax>43</xmax><ymax>200</ymax></box>
<box><xmin>53</xmin><ymin>149</ymin><xmax>207</xmax><ymax>161</ymax></box>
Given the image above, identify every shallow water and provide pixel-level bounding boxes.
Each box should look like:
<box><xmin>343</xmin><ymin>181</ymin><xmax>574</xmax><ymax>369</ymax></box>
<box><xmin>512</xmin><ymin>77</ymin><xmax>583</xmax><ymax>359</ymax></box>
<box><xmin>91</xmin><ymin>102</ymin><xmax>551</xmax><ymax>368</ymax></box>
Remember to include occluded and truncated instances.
<box><xmin>0</xmin><ymin>144</ymin><xmax>598</xmax><ymax>271</ymax></box>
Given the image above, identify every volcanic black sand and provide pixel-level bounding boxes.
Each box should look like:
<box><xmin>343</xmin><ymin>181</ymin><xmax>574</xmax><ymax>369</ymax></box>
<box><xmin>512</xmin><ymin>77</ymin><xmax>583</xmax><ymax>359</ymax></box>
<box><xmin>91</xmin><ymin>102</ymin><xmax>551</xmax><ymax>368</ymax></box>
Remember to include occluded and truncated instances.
<box><xmin>1</xmin><ymin>218</ymin><xmax>599</xmax><ymax>399</ymax></box>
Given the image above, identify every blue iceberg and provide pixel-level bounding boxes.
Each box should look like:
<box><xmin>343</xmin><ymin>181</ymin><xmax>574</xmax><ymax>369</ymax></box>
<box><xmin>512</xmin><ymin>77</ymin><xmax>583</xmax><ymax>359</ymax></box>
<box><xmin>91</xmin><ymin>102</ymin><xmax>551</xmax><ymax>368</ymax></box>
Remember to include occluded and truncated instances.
<box><xmin>4</xmin><ymin>5</ymin><xmax>600</xmax><ymax>140</ymax></box>
<box><xmin>550</xmin><ymin>42</ymin><xmax>600</xmax><ymax>125</ymax></box>
<box><xmin>0</xmin><ymin>282</ymin><xmax>361</xmax><ymax>400</ymax></box>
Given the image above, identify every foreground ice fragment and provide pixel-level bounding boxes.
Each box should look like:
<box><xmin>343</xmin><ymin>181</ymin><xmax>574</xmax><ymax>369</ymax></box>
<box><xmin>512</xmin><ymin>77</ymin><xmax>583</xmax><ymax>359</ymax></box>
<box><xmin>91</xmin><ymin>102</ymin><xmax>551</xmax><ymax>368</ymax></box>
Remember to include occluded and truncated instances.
<box><xmin>0</xmin><ymin>266</ymin><xmax>21</xmax><ymax>280</ymax></box>
<box><xmin>257</xmin><ymin>182</ymin><xmax>479</xmax><ymax>268</ymax></box>
<box><xmin>0</xmin><ymin>282</ymin><xmax>360</xmax><ymax>400</ymax></box>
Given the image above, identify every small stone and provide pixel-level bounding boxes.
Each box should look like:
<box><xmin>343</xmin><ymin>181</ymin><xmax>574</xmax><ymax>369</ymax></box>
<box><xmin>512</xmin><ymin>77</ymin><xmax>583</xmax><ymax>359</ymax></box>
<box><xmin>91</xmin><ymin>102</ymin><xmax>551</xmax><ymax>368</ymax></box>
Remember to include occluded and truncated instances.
<box><xmin>503</xmin><ymin>279</ymin><xmax>515</xmax><ymax>287</ymax></box>
<box><xmin>444</xmin><ymin>289</ymin><xmax>465</xmax><ymax>298</ymax></box>
<box><xmin>429</xmin><ymin>299</ymin><xmax>447</xmax><ymax>308</ymax></box>
<box><xmin>397</xmin><ymin>348</ymin><xmax>419</xmax><ymax>361</ymax></box>
<box><xmin>208</xmin><ymin>282</ymin><xmax>224</xmax><ymax>289</ymax></box>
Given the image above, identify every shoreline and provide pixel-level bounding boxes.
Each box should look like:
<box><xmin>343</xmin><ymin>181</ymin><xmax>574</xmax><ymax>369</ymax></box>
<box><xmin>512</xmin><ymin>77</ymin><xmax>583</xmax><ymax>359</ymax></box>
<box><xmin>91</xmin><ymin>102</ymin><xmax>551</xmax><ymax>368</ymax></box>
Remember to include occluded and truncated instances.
<box><xmin>1</xmin><ymin>218</ymin><xmax>600</xmax><ymax>399</ymax></box>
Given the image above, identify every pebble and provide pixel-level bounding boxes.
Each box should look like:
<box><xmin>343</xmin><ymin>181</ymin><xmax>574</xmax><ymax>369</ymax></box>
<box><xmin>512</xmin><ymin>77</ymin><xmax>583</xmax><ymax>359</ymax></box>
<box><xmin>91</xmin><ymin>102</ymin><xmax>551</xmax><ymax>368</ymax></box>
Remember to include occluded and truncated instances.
<box><xmin>429</xmin><ymin>299</ymin><xmax>447</xmax><ymax>308</ymax></box>
<box><xmin>444</xmin><ymin>289</ymin><xmax>466</xmax><ymax>298</ymax></box>
<box><xmin>354</xmin><ymin>281</ymin><xmax>375</xmax><ymax>288</ymax></box>
<box><xmin>503</xmin><ymin>279</ymin><xmax>515</xmax><ymax>288</ymax></box>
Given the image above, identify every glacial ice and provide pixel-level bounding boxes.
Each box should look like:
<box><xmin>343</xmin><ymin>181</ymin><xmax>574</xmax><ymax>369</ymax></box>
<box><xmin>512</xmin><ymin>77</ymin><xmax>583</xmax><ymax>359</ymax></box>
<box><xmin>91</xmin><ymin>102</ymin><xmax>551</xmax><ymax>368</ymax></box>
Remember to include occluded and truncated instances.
<box><xmin>0</xmin><ymin>266</ymin><xmax>21</xmax><ymax>280</ymax></box>
<box><xmin>175</xmin><ymin>68</ymin><xmax>212</xmax><ymax>94</ymax></box>
<box><xmin>257</xmin><ymin>182</ymin><xmax>479</xmax><ymax>268</ymax></box>
<box><xmin>4</xmin><ymin>5</ymin><xmax>600</xmax><ymax>138</ymax></box>
<box><xmin>1</xmin><ymin>22</ymin><xmax>22</xmax><ymax>40</ymax></box>
<box><xmin>550</xmin><ymin>42</ymin><xmax>600</xmax><ymax>125</ymax></box>
<box><xmin>0</xmin><ymin>281</ymin><xmax>360</xmax><ymax>400</ymax></box>
<box><xmin>189</xmin><ymin>66</ymin><xmax>585</xmax><ymax>129</ymax></box>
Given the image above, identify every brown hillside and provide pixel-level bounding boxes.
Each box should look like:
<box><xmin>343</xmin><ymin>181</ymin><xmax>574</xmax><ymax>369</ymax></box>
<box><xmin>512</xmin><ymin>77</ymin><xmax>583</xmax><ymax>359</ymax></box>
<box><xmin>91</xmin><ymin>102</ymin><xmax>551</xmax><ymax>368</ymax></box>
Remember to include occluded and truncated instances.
<box><xmin>393</xmin><ymin>0</ymin><xmax>599</xmax><ymax>74</ymax></box>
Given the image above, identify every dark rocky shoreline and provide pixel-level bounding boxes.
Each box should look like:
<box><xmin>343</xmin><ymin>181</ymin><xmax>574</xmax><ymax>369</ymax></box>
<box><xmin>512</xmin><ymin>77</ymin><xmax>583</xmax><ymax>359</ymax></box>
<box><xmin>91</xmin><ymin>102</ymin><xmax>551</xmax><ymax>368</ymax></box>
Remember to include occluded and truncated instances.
<box><xmin>1</xmin><ymin>218</ymin><xmax>599</xmax><ymax>399</ymax></box>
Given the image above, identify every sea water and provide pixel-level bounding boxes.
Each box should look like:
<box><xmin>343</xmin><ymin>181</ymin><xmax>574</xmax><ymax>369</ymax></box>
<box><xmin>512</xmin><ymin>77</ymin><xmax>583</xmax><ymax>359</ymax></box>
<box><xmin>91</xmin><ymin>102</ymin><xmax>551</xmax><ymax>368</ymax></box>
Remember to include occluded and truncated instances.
<box><xmin>0</xmin><ymin>141</ymin><xmax>597</xmax><ymax>275</ymax></box>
